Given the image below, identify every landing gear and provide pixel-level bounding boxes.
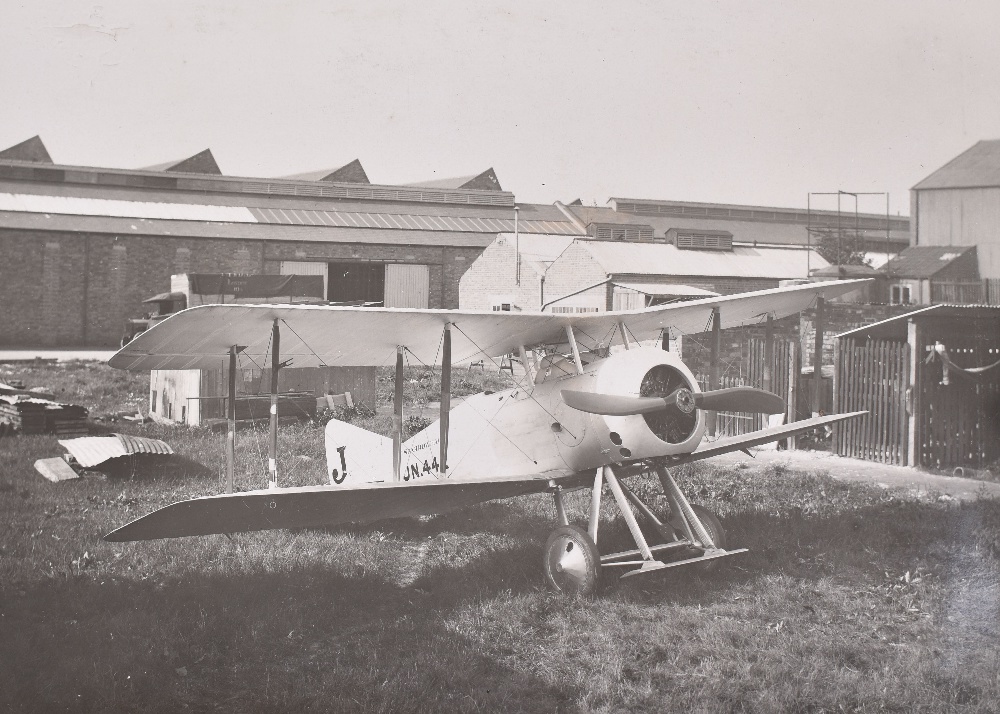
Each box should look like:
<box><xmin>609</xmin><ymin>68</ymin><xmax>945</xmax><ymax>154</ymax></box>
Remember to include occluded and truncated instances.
<box><xmin>542</xmin><ymin>463</ymin><xmax>745</xmax><ymax>593</ymax></box>
<box><xmin>542</xmin><ymin>525</ymin><xmax>601</xmax><ymax>596</ymax></box>
<box><xmin>688</xmin><ymin>504</ymin><xmax>726</xmax><ymax>572</ymax></box>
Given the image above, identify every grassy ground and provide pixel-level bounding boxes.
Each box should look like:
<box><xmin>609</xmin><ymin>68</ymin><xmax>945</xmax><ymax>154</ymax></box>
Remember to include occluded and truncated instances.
<box><xmin>2</xmin><ymin>362</ymin><xmax>999</xmax><ymax>712</ymax></box>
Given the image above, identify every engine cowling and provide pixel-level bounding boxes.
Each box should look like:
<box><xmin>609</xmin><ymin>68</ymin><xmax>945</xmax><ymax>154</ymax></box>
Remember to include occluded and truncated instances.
<box><xmin>551</xmin><ymin>346</ymin><xmax>706</xmax><ymax>472</ymax></box>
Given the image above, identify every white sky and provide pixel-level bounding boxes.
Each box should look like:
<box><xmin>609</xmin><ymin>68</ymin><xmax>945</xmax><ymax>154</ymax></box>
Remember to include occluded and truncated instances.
<box><xmin>2</xmin><ymin>1</ymin><xmax>998</xmax><ymax>215</ymax></box>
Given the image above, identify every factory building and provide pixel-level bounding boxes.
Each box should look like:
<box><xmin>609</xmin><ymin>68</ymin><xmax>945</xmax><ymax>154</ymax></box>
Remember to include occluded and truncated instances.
<box><xmin>0</xmin><ymin>136</ymin><xmax>582</xmax><ymax>346</ymax></box>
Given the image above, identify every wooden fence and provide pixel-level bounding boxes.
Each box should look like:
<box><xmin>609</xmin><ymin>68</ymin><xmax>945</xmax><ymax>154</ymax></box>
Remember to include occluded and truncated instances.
<box><xmin>930</xmin><ymin>279</ymin><xmax>1000</xmax><ymax>306</ymax></box>
<box><xmin>833</xmin><ymin>338</ymin><xmax>909</xmax><ymax>465</ymax></box>
<box><xmin>697</xmin><ymin>338</ymin><xmax>798</xmax><ymax>439</ymax></box>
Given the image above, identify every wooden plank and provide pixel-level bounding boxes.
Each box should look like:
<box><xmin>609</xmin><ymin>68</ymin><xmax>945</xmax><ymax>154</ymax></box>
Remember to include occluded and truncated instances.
<box><xmin>876</xmin><ymin>340</ymin><xmax>886</xmax><ymax>463</ymax></box>
<box><xmin>34</xmin><ymin>457</ymin><xmax>79</xmax><ymax>482</ymax></box>
<box><xmin>864</xmin><ymin>337</ymin><xmax>874</xmax><ymax>461</ymax></box>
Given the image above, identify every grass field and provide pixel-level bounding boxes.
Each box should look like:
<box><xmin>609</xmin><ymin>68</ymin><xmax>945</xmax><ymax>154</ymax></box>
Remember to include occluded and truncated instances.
<box><xmin>2</xmin><ymin>361</ymin><xmax>999</xmax><ymax>712</ymax></box>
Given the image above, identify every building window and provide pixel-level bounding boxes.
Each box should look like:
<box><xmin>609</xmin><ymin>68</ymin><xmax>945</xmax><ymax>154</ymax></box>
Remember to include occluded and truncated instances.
<box><xmin>492</xmin><ymin>303</ymin><xmax>511</xmax><ymax>312</ymax></box>
<box><xmin>890</xmin><ymin>285</ymin><xmax>911</xmax><ymax>305</ymax></box>
<box><xmin>151</xmin><ymin>391</ymin><xmax>158</xmax><ymax>413</ymax></box>
<box><xmin>551</xmin><ymin>306</ymin><xmax>600</xmax><ymax>314</ymax></box>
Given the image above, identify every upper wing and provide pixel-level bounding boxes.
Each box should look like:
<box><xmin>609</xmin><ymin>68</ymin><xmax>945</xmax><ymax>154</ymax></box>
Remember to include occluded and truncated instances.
<box><xmin>109</xmin><ymin>279</ymin><xmax>869</xmax><ymax>371</ymax></box>
<box><xmin>103</xmin><ymin>473</ymin><xmax>564</xmax><ymax>542</ymax></box>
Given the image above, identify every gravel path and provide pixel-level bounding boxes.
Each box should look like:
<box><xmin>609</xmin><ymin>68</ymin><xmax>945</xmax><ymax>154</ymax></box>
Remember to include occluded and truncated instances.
<box><xmin>711</xmin><ymin>446</ymin><xmax>1000</xmax><ymax>502</ymax></box>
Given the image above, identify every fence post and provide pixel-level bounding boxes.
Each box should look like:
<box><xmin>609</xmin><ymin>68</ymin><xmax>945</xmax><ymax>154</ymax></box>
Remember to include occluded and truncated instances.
<box><xmin>906</xmin><ymin>319</ymin><xmax>920</xmax><ymax>467</ymax></box>
<box><xmin>786</xmin><ymin>341</ymin><xmax>798</xmax><ymax>450</ymax></box>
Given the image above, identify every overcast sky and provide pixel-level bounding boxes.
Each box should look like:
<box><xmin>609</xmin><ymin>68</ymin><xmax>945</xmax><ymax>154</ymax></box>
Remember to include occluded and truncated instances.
<box><xmin>2</xmin><ymin>1</ymin><xmax>998</xmax><ymax>215</ymax></box>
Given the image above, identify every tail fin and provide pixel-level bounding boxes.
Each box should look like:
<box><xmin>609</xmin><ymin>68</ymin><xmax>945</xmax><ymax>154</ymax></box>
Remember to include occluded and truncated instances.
<box><xmin>324</xmin><ymin>418</ymin><xmax>393</xmax><ymax>485</ymax></box>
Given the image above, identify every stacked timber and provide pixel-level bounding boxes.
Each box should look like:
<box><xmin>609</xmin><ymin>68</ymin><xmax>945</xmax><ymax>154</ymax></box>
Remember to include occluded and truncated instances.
<box><xmin>0</xmin><ymin>395</ymin><xmax>89</xmax><ymax>436</ymax></box>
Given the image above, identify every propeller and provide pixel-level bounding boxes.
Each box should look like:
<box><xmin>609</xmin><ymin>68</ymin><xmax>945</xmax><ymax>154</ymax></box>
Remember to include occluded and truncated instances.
<box><xmin>562</xmin><ymin>386</ymin><xmax>785</xmax><ymax>417</ymax></box>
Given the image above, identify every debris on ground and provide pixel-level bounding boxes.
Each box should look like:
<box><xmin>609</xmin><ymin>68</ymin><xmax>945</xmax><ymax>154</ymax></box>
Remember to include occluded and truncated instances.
<box><xmin>0</xmin><ymin>394</ymin><xmax>89</xmax><ymax>437</ymax></box>
<box><xmin>34</xmin><ymin>434</ymin><xmax>175</xmax><ymax>483</ymax></box>
<box><xmin>58</xmin><ymin>434</ymin><xmax>174</xmax><ymax>468</ymax></box>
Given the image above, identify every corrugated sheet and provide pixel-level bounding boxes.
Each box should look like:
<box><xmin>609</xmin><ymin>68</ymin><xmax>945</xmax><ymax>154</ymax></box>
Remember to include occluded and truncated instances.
<box><xmin>59</xmin><ymin>434</ymin><xmax>173</xmax><ymax>468</ymax></box>
<box><xmin>582</xmin><ymin>241</ymin><xmax>828</xmax><ymax>280</ymax></box>
<box><xmin>913</xmin><ymin>140</ymin><xmax>1000</xmax><ymax>190</ymax></box>
<box><xmin>0</xmin><ymin>192</ymin><xmax>255</xmax><ymax>223</ymax></box>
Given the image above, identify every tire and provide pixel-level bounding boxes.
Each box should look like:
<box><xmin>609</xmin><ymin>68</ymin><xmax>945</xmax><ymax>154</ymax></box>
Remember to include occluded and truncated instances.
<box><xmin>543</xmin><ymin>525</ymin><xmax>601</xmax><ymax>596</ymax></box>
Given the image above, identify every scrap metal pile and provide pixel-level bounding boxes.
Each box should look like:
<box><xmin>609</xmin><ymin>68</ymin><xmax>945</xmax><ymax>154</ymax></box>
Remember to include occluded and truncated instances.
<box><xmin>0</xmin><ymin>382</ymin><xmax>89</xmax><ymax>437</ymax></box>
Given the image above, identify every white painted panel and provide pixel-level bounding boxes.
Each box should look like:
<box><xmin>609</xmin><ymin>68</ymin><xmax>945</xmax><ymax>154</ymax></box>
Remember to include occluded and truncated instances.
<box><xmin>384</xmin><ymin>264</ymin><xmax>429</xmax><ymax>308</ymax></box>
<box><xmin>280</xmin><ymin>261</ymin><xmax>328</xmax><ymax>298</ymax></box>
<box><xmin>0</xmin><ymin>193</ymin><xmax>256</xmax><ymax>223</ymax></box>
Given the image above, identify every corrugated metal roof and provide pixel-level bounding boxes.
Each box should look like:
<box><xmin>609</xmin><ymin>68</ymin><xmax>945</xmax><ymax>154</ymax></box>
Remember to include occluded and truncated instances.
<box><xmin>836</xmin><ymin>305</ymin><xmax>1000</xmax><ymax>341</ymax></box>
<box><xmin>882</xmin><ymin>245</ymin><xmax>976</xmax><ymax>279</ymax></box>
<box><xmin>59</xmin><ymin>433</ymin><xmax>173</xmax><ymax>468</ymax></box>
<box><xmin>580</xmin><ymin>241</ymin><xmax>829</xmax><ymax>280</ymax></box>
<box><xmin>0</xmin><ymin>211</ymin><xmax>498</xmax><ymax>247</ymax></box>
<box><xmin>912</xmin><ymin>140</ymin><xmax>1000</xmax><ymax>190</ymax></box>
<box><xmin>0</xmin><ymin>192</ymin><xmax>577</xmax><ymax>235</ymax></box>
<box><xmin>247</xmin><ymin>206</ymin><xmax>578</xmax><ymax>234</ymax></box>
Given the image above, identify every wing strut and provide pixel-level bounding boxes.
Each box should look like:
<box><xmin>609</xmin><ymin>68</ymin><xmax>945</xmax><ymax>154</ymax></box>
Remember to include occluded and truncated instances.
<box><xmin>226</xmin><ymin>344</ymin><xmax>244</xmax><ymax>493</ymax></box>
<box><xmin>565</xmin><ymin>325</ymin><xmax>584</xmax><ymax>375</ymax></box>
<box><xmin>393</xmin><ymin>345</ymin><xmax>404</xmax><ymax>482</ymax></box>
<box><xmin>439</xmin><ymin>324</ymin><xmax>451</xmax><ymax>476</ymax></box>
<box><xmin>267</xmin><ymin>319</ymin><xmax>280</xmax><ymax>489</ymax></box>
<box><xmin>708</xmin><ymin>306</ymin><xmax>721</xmax><ymax>436</ymax></box>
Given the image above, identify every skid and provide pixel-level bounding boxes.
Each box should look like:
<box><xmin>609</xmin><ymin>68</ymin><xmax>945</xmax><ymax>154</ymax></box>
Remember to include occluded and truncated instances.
<box><xmin>619</xmin><ymin>548</ymin><xmax>748</xmax><ymax>578</ymax></box>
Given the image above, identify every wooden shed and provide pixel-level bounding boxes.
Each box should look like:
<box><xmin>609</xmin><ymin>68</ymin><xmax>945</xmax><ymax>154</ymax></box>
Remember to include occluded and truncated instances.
<box><xmin>833</xmin><ymin>305</ymin><xmax>1000</xmax><ymax>469</ymax></box>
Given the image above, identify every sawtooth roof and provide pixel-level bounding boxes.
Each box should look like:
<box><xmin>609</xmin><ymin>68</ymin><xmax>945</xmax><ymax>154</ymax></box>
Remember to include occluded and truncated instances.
<box><xmin>912</xmin><ymin>140</ymin><xmax>1000</xmax><ymax>190</ymax></box>
<box><xmin>0</xmin><ymin>136</ymin><xmax>52</xmax><ymax>163</ymax></box>
<box><xmin>406</xmin><ymin>168</ymin><xmax>503</xmax><ymax>192</ymax></box>
<box><xmin>142</xmin><ymin>149</ymin><xmax>222</xmax><ymax>174</ymax></box>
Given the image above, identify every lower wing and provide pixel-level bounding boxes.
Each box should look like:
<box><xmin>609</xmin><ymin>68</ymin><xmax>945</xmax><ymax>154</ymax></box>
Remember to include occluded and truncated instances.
<box><xmin>671</xmin><ymin>411</ymin><xmax>866</xmax><ymax>466</ymax></box>
<box><xmin>103</xmin><ymin>472</ymin><xmax>564</xmax><ymax>542</ymax></box>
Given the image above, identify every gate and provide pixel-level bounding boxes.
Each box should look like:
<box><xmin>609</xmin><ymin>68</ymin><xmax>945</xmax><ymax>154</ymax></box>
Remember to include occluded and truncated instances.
<box><xmin>833</xmin><ymin>338</ymin><xmax>909</xmax><ymax>465</ymax></box>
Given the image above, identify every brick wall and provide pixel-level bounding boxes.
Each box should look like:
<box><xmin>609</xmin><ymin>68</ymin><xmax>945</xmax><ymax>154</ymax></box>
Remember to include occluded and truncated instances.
<box><xmin>458</xmin><ymin>236</ymin><xmax>543</xmax><ymax>311</ymax></box>
<box><xmin>0</xmin><ymin>228</ymin><xmax>484</xmax><ymax>347</ymax></box>
<box><xmin>543</xmin><ymin>243</ymin><xmax>608</xmax><ymax>310</ymax></box>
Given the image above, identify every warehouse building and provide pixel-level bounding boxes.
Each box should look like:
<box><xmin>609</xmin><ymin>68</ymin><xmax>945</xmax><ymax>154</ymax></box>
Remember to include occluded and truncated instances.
<box><xmin>0</xmin><ymin>136</ymin><xmax>584</xmax><ymax>346</ymax></box>
<box><xmin>911</xmin><ymin>139</ymin><xmax>1000</xmax><ymax>280</ymax></box>
<box><xmin>460</xmin><ymin>230</ymin><xmax>828</xmax><ymax>313</ymax></box>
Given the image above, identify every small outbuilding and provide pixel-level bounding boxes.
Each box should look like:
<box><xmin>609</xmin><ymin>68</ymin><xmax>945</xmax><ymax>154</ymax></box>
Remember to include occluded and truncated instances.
<box><xmin>833</xmin><ymin>304</ymin><xmax>1000</xmax><ymax>469</ymax></box>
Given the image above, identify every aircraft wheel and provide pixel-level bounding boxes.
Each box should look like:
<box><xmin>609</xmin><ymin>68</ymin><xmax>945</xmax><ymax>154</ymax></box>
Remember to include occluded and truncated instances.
<box><xmin>690</xmin><ymin>504</ymin><xmax>726</xmax><ymax>572</ymax></box>
<box><xmin>543</xmin><ymin>525</ymin><xmax>601</xmax><ymax>596</ymax></box>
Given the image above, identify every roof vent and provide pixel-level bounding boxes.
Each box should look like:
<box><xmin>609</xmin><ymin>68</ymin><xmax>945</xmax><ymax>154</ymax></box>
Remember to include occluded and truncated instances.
<box><xmin>667</xmin><ymin>228</ymin><xmax>734</xmax><ymax>251</ymax></box>
<box><xmin>588</xmin><ymin>222</ymin><xmax>653</xmax><ymax>242</ymax></box>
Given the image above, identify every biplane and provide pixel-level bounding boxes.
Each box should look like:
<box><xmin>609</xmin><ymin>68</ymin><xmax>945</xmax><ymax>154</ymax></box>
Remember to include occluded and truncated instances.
<box><xmin>105</xmin><ymin>280</ymin><xmax>867</xmax><ymax>595</ymax></box>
